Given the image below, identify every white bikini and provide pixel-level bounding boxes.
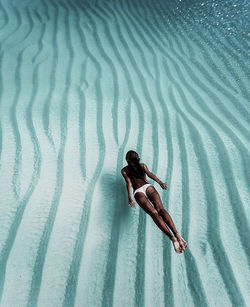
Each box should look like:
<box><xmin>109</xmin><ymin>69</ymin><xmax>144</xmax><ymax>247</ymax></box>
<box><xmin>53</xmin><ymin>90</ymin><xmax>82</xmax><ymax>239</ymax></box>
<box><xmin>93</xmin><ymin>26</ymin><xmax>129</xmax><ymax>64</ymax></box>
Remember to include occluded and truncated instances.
<box><xmin>133</xmin><ymin>183</ymin><xmax>152</xmax><ymax>197</ymax></box>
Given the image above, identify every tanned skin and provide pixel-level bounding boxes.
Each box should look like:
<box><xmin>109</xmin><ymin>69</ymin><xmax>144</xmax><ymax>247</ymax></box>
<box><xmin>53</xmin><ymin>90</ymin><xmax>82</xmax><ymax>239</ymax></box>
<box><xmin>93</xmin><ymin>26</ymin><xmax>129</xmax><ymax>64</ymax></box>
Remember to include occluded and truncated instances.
<box><xmin>121</xmin><ymin>162</ymin><xmax>187</xmax><ymax>253</ymax></box>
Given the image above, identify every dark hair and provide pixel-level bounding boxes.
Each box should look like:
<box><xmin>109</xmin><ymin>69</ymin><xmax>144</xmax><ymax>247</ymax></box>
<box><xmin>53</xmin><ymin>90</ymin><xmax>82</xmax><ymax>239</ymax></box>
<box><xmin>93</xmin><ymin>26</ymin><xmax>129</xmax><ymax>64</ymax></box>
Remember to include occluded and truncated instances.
<box><xmin>126</xmin><ymin>150</ymin><xmax>145</xmax><ymax>178</ymax></box>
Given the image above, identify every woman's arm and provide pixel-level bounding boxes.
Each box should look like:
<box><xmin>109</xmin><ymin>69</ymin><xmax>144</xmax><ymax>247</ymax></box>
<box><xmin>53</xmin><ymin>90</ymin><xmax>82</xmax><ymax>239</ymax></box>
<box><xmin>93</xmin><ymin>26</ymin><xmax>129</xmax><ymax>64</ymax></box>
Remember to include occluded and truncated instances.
<box><xmin>121</xmin><ymin>169</ymin><xmax>136</xmax><ymax>207</ymax></box>
<box><xmin>142</xmin><ymin>163</ymin><xmax>167</xmax><ymax>189</ymax></box>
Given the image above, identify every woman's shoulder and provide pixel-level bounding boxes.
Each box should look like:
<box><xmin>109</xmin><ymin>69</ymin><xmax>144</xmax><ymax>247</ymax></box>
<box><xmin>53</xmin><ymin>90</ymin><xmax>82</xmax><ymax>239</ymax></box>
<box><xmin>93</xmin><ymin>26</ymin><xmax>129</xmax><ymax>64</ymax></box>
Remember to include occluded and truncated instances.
<box><xmin>121</xmin><ymin>165</ymin><xmax>129</xmax><ymax>173</ymax></box>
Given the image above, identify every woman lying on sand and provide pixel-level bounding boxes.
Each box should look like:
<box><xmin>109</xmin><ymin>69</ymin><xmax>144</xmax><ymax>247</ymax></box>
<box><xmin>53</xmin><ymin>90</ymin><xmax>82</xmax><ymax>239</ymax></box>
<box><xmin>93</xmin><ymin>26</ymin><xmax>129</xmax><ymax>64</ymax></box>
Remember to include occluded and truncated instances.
<box><xmin>121</xmin><ymin>150</ymin><xmax>187</xmax><ymax>253</ymax></box>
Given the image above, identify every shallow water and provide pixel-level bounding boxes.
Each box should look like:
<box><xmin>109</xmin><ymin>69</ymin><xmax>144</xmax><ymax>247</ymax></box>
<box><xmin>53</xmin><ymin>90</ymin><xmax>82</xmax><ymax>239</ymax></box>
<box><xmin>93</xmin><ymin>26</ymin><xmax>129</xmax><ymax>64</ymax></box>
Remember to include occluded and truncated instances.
<box><xmin>0</xmin><ymin>0</ymin><xmax>249</xmax><ymax>306</ymax></box>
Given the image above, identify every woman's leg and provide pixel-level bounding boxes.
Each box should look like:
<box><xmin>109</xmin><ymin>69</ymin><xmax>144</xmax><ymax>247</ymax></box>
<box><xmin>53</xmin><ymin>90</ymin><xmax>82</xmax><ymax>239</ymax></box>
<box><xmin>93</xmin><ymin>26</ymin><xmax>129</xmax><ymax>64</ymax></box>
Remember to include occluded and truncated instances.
<box><xmin>146</xmin><ymin>186</ymin><xmax>187</xmax><ymax>250</ymax></box>
<box><xmin>135</xmin><ymin>192</ymin><xmax>182</xmax><ymax>253</ymax></box>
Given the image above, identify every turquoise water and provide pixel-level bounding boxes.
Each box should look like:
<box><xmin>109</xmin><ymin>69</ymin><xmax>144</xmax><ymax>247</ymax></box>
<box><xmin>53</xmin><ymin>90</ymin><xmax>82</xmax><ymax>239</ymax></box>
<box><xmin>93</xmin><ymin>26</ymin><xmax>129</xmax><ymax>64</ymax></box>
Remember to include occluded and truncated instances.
<box><xmin>0</xmin><ymin>0</ymin><xmax>249</xmax><ymax>306</ymax></box>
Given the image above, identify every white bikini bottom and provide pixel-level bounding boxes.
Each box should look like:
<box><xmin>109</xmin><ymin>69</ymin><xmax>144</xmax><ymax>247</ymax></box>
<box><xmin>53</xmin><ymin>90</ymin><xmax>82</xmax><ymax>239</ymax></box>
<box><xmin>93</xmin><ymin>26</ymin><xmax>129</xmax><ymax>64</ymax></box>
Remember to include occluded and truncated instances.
<box><xmin>133</xmin><ymin>183</ymin><xmax>152</xmax><ymax>197</ymax></box>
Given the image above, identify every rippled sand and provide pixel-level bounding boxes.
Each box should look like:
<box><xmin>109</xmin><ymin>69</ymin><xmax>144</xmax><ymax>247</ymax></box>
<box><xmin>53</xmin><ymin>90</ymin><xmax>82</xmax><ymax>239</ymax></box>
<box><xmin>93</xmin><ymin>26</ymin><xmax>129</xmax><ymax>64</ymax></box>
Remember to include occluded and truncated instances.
<box><xmin>0</xmin><ymin>0</ymin><xmax>249</xmax><ymax>306</ymax></box>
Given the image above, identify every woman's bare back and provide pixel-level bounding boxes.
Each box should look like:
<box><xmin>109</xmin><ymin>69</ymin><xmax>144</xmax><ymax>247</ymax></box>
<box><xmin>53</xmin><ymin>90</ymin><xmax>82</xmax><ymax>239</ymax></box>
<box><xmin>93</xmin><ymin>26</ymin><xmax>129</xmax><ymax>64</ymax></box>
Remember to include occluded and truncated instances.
<box><xmin>122</xmin><ymin>164</ymin><xmax>148</xmax><ymax>190</ymax></box>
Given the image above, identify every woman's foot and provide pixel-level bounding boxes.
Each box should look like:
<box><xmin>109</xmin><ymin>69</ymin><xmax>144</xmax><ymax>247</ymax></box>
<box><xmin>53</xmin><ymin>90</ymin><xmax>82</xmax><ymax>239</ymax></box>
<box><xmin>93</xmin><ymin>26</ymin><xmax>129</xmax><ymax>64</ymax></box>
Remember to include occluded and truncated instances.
<box><xmin>171</xmin><ymin>237</ymin><xmax>182</xmax><ymax>253</ymax></box>
<box><xmin>175</xmin><ymin>233</ymin><xmax>187</xmax><ymax>251</ymax></box>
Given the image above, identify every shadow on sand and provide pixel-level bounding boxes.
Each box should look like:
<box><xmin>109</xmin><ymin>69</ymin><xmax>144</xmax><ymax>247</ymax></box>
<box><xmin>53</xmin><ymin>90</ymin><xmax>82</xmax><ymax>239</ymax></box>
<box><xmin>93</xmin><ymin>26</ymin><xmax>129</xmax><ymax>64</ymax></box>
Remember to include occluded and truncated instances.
<box><xmin>100</xmin><ymin>172</ymin><xmax>131</xmax><ymax>217</ymax></box>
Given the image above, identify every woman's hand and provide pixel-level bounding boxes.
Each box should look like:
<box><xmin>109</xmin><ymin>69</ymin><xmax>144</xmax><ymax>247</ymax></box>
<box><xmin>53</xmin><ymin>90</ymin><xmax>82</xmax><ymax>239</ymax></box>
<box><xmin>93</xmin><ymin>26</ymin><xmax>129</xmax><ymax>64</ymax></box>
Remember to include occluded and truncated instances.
<box><xmin>128</xmin><ymin>198</ymin><xmax>136</xmax><ymax>208</ymax></box>
<box><xmin>160</xmin><ymin>182</ymin><xmax>168</xmax><ymax>190</ymax></box>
